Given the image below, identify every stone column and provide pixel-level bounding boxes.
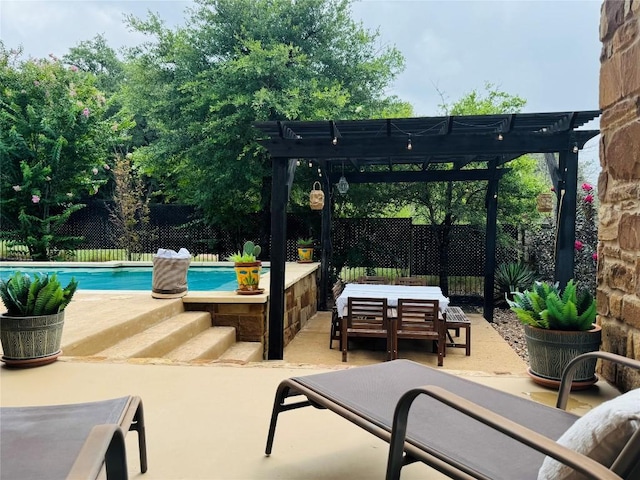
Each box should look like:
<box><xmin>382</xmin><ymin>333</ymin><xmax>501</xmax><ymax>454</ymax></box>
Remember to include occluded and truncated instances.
<box><xmin>598</xmin><ymin>0</ymin><xmax>640</xmax><ymax>390</ymax></box>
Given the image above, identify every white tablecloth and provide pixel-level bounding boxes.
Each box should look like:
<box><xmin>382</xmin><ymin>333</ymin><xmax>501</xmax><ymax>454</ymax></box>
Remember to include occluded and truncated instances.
<box><xmin>336</xmin><ymin>283</ymin><xmax>450</xmax><ymax>318</ymax></box>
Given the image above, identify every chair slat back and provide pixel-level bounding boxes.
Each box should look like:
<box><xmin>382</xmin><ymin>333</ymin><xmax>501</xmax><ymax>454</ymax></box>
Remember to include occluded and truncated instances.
<box><xmin>347</xmin><ymin>297</ymin><xmax>389</xmax><ymax>330</ymax></box>
<box><xmin>397</xmin><ymin>299</ymin><xmax>440</xmax><ymax>332</ymax></box>
<box><xmin>332</xmin><ymin>279</ymin><xmax>345</xmax><ymax>300</ymax></box>
<box><xmin>395</xmin><ymin>277</ymin><xmax>427</xmax><ymax>286</ymax></box>
<box><xmin>357</xmin><ymin>276</ymin><xmax>388</xmax><ymax>285</ymax></box>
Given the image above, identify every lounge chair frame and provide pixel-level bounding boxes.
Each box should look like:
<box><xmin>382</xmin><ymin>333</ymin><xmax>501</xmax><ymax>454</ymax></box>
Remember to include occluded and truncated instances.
<box><xmin>1</xmin><ymin>395</ymin><xmax>147</xmax><ymax>480</ymax></box>
<box><xmin>265</xmin><ymin>351</ymin><xmax>640</xmax><ymax>480</ymax></box>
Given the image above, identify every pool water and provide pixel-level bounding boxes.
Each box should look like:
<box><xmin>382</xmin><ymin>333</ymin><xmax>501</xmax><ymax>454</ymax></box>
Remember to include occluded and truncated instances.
<box><xmin>0</xmin><ymin>266</ymin><xmax>252</xmax><ymax>291</ymax></box>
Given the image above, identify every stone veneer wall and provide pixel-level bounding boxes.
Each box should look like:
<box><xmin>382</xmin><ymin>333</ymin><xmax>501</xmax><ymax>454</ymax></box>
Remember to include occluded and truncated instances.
<box><xmin>598</xmin><ymin>0</ymin><xmax>640</xmax><ymax>390</ymax></box>
<box><xmin>185</xmin><ymin>269</ymin><xmax>318</xmax><ymax>359</ymax></box>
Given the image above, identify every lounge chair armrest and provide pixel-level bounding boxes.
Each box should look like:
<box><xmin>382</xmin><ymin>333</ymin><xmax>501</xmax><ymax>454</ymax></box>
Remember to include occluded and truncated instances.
<box><xmin>557</xmin><ymin>351</ymin><xmax>640</xmax><ymax>409</ymax></box>
<box><xmin>67</xmin><ymin>424</ymin><xmax>128</xmax><ymax>480</ymax></box>
<box><xmin>386</xmin><ymin>385</ymin><xmax>622</xmax><ymax>480</ymax></box>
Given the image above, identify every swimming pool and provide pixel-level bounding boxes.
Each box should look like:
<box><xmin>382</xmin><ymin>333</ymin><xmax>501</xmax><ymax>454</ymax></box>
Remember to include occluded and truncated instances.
<box><xmin>0</xmin><ymin>265</ymin><xmax>264</xmax><ymax>291</ymax></box>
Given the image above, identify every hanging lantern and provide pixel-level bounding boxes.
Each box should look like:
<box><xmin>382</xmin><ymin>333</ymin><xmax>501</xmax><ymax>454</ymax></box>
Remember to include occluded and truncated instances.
<box><xmin>537</xmin><ymin>192</ymin><xmax>553</xmax><ymax>213</ymax></box>
<box><xmin>309</xmin><ymin>181</ymin><xmax>325</xmax><ymax>210</ymax></box>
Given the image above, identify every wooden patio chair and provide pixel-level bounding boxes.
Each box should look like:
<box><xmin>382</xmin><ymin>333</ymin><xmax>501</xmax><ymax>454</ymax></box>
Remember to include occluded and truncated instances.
<box><xmin>394</xmin><ymin>276</ymin><xmax>427</xmax><ymax>286</ymax></box>
<box><xmin>329</xmin><ymin>278</ymin><xmax>346</xmax><ymax>349</ymax></box>
<box><xmin>265</xmin><ymin>351</ymin><xmax>640</xmax><ymax>480</ymax></box>
<box><xmin>341</xmin><ymin>297</ymin><xmax>393</xmax><ymax>362</ymax></box>
<box><xmin>0</xmin><ymin>395</ymin><xmax>147</xmax><ymax>480</ymax></box>
<box><xmin>356</xmin><ymin>275</ymin><xmax>388</xmax><ymax>285</ymax></box>
<box><xmin>394</xmin><ymin>299</ymin><xmax>444</xmax><ymax>366</ymax></box>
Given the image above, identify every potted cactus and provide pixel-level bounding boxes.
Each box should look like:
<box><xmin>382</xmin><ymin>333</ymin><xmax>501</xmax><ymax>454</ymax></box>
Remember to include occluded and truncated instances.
<box><xmin>296</xmin><ymin>238</ymin><xmax>315</xmax><ymax>263</ymax></box>
<box><xmin>227</xmin><ymin>241</ymin><xmax>263</xmax><ymax>294</ymax></box>
<box><xmin>0</xmin><ymin>271</ymin><xmax>78</xmax><ymax>366</ymax></box>
<box><xmin>507</xmin><ymin>279</ymin><xmax>600</xmax><ymax>389</ymax></box>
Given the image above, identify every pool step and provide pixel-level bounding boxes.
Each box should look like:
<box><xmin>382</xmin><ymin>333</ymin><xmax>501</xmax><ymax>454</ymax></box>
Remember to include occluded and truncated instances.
<box><xmin>217</xmin><ymin>342</ymin><xmax>264</xmax><ymax>364</ymax></box>
<box><xmin>98</xmin><ymin>311</ymin><xmax>212</xmax><ymax>359</ymax></box>
<box><xmin>62</xmin><ymin>296</ymin><xmax>185</xmax><ymax>356</ymax></box>
<box><xmin>165</xmin><ymin>326</ymin><xmax>236</xmax><ymax>362</ymax></box>
<box><xmin>62</xmin><ymin>295</ymin><xmax>265</xmax><ymax>363</ymax></box>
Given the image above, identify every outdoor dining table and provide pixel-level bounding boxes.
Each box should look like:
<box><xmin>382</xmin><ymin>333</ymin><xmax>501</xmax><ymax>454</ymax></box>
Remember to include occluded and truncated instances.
<box><xmin>336</xmin><ymin>283</ymin><xmax>450</xmax><ymax>318</ymax></box>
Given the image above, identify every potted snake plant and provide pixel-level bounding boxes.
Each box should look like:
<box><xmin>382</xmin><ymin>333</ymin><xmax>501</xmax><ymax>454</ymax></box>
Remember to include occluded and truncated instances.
<box><xmin>0</xmin><ymin>271</ymin><xmax>78</xmax><ymax>366</ymax></box>
<box><xmin>507</xmin><ymin>279</ymin><xmax>600</xmax><ymax>388</ymax></box>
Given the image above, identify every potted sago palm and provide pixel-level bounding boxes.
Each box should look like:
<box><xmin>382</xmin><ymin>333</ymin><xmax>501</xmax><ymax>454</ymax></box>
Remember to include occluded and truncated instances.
<box><xmin>507</xmin><ymin>279</ymin><xmax>600</xmax><ymax>389</ymax></box>
<box><xmin>0</xmin><ymin>271</ymin><xmax>78</xmax><ymax>367</ymax></box>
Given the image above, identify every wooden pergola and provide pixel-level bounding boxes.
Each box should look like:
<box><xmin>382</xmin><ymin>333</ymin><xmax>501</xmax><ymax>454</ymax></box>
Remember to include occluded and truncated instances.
<box><xmin>253</xmin><ymin>111</ymin><xmax>600</xmax><ymax>360</ymax></box>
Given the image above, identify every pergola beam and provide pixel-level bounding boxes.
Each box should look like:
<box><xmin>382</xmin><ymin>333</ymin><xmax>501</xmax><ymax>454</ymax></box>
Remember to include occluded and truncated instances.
<box><xmin>258</xmin><ymin>130</ymin><xmax>598</xmax><ymax>158</ymax></box>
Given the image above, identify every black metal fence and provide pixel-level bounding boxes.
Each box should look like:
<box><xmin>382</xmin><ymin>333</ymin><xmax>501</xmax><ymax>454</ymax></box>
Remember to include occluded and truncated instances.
<box><xmin>1</xmin><ymin>202</ymin><xmax>520</xmax><ymax>299</ymax></box>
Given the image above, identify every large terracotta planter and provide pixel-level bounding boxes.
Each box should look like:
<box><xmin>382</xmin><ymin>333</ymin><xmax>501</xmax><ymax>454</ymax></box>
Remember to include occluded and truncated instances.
<box><xmin>0</xmin><ymin>311</ymin><xmax>65</xmax><ymax>366</ymax></box>
<box><xmin>524</xmin><ymin>324</ymin><xmax>602</xmax><ymax>388</ymax></box>
<box><xmin>233</xmin><ymin>261</ymin><xmax>262</xmax><ymax>294</ymax></box>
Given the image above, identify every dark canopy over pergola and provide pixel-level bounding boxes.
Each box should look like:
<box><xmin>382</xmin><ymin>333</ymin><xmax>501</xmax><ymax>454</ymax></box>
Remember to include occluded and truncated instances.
<box><xmin>253</xmin><ymin>111</ymin><xmax>600</xmax><ymax>360</ymax></box>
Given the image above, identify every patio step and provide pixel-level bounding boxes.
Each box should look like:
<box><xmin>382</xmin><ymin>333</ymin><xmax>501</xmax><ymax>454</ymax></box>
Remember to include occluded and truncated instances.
<box><xmin>217</xmin><ymin>341</ymin><xmax>264</xmax><ymax>364</ymax></box>
<box><xmin>98</xmin><ymin>311</ymin><xmax>212</xmax><ymax>359</ymax></box>
<box><xmin>165</xmin><ymin>326</ymin><xmax>237</xmax><ymax>362</ymax></box>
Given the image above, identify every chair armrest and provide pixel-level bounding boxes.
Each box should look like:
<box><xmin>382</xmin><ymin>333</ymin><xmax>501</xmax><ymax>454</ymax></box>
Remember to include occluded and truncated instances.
<box><xmin>386</xmin><ymin>385</ymin><xmax>623</xmax><ymax>480</ymax></box>
<box><xmin>67</xmin><ymin>424</ymin><xmax>128</xmax><ymax>480</ymax></box>
<box><xmin>557</xmin><ymin>351</ymin><xmax>640</xmax><ymax>410</ymax></box>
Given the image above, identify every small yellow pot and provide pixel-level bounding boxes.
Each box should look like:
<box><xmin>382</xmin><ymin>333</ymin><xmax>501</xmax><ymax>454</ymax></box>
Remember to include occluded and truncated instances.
<box><xmin>297</xmin><ymin>246</ymin><xmax>314</xmax><ymax>263</ymax></box>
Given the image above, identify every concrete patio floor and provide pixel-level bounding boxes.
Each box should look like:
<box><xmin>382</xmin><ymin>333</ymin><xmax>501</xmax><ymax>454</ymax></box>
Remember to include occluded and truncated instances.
<box><xmin>0</xmin><ymin>294</ymin><xmax>623</xmax><ymax>480</ymax></box>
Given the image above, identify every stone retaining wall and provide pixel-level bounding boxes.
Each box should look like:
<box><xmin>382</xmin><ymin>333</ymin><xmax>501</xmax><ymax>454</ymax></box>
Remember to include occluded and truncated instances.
<box><xmin>185</xmin><ymin>268</ymin><xmax>318</xmax><ymax>359</ymax></box>
<box><xmin>598</xmin><ymin>0</ymin><xmax>640</xmax><ymax>390</ymax></box>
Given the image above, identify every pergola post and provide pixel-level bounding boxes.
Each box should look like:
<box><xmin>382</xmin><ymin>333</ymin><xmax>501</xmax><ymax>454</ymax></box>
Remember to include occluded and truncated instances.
<box><xmin>319</xmin><ymin>173</ymin><xmax>332</xmax><ymax>310</ymax></box>
<box><xmin>483</xmin><ymin>160</ymin><xmax>499</xmax><ymax>323</ymax></box>
<box><xmin>268</xmin><ymin>156</ymin><xmax>289</xmax><ymax>360</ymax></box>
<box><xmin>554</xmin><ymin>149</ymin><xmax>578</xmax><ymax>289</ymax></box>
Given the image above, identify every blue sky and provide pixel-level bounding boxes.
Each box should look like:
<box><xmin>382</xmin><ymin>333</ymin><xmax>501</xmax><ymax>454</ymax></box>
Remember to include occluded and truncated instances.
<box><xmin>1</xmin><ymin>0</ymin><xmax>602</xmax><ymax>174</ymax></box>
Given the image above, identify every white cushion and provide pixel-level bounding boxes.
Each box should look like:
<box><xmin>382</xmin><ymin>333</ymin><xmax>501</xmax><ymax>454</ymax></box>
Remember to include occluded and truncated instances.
<box><xmin>537</xmin><ymin>388</ymin><xmax>640</xmax><ymax>480</ymax></box>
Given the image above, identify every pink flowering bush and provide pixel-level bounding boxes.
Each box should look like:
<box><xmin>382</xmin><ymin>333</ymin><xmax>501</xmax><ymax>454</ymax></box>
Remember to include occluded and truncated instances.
<box><xmin>0</xmin><ymin>46</ymin><xmax>121</xmax><ymax>260</ymax></box>
<box><xmin>530</xmin><ymin>181</ymin><xmax>598</xmax><ymax>295</ymax></box>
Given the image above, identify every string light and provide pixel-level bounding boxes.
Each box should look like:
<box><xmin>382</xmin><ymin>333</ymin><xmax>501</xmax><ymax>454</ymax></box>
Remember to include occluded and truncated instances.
<box><xmin>572</xmin><ymin>144</ymin><xmax>579</xmax><ymax>154</ymax></box>
<box><xmin>296</xmin><ymin>160</ymin><xmax>301</xmax><ymax>167</ymax></box>
<box><xmin>308</xmin><ymin>161</ymin><xmax>313</xmax><ymax>168</ymax></box>
<box><xmin>332</xmin><ymin>137</ymin><xmax>338</xmax><ymax>145</ymax></box>
<box><xmin>407</xmin><ymin>137</ymin><xmax>412</xmax><ymax>151</ymax></box>
<box><xmin>497</xmin><ymin>134</ymin><xmax>503</xmax><ymax>141</ymax></box>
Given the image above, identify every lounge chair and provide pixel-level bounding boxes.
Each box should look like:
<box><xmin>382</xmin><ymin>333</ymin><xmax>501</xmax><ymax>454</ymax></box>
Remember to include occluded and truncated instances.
<box><xmin>265</xmin><ymin>351</ymin><xmax>640</xmax><ymax>479</ymax></box>
<box><xmin>1</xmin><ymin>395</ymin><xmax>147</xmax><ymax>480</ymax></box>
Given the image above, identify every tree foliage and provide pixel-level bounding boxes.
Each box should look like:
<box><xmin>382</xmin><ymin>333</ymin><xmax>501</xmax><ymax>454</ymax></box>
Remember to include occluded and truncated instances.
<box><xmin>0</xmin><ymin>45</ymin><xmax>121</xmax><ymax>259</ymax></box>
<box><xmin>121</xmin><ymin>0</ymin><xmax>408</xmax><ymax>244</ymax></box>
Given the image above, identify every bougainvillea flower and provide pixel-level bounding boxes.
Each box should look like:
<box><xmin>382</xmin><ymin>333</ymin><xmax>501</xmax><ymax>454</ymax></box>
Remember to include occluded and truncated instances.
<box><xmin>584</xmin><ymin>194</ymin><xmax>594</xmax><ymax>203</ymax></box>
<box><xmin>103</xmin><ymin>164</ymin><xmax>110</xmax><ymax>170</ymax></box>
<box><xmin>581</xmin><ymin>182</ymin><xmax>593</xmax><ymax>191</ymax></box>
<box><xmin>82</xmin><ymin>108</ymin><xmax>90</xmax><ymax>118</ymax></box>
<box><xmin>550</xmin><ymin>186</ymin><xmax>556</xmax><ymax>192</ymax></box>
<box><xmin>574</xmin><ymin>240</ymin><xmax>584</xmax><ymax>251</ymax></box>
<box><xmin>92</xmin><ymin>167</ymin><xmax>99</xmax><ymax>175</ymax></box>
<box><xmin>32</xmin><ymin>195</ymin><xmax>40</xmax><ymax>204</ymax></box>
<box><xmin>12</xmin><ymin>185</ymin><xmax>21</xmax><ymax>192</ymax></box>
<box><xmin>592</xmin><ymin>253</ymin><xmax>598</xmax><ymax>261</ymax></box>
<box><xmin>69</xmin><ymin>65</ymin><xmax>78</xmax><ymax>72</ymax></box>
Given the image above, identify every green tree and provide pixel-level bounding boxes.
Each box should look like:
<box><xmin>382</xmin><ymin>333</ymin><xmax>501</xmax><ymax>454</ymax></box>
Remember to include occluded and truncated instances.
<box><xmin>390</xmin><ymin>84</ymin><xmax>547</xmax><ymax>294</ymax></box>
<box><xmin>122</xmin><ymin>0</ymin><xmax>408</xmax><ymax>251</ymax></box>
<box><xmin>0</xmin><ymin>45</ymin><xmax>120</xmax><ymax>260</ymax></box>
